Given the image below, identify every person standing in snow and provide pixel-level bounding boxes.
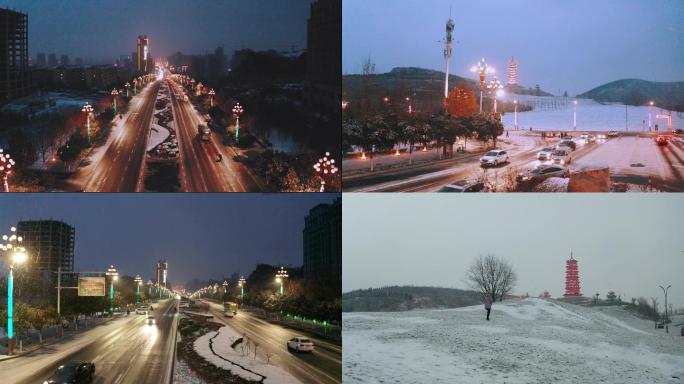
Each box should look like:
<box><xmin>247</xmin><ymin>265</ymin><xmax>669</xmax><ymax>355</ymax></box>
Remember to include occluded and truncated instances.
<box><xmin>484</xmin><ymin>296</ymin><xmax>493</xmax><ymax>321</ymax></box>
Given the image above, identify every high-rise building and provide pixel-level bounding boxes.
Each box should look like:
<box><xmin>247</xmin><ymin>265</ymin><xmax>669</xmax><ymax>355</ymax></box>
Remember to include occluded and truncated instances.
<box><xmin>563</xmin><ymin>252</ymin><xmax>582</xmax><ymax>297</ymax></box>
<box><xmin>47</xmin><ymin>53</ymin><xmax>57</xmax><ymax>67</ymax></box>
<box><xmin>136</xmin><ymin>35</ymin><xmax>149</xmax><ymax>73</ymax></box>
<box><xmin>1</xmin><ymin>7</ymin><xmax>30</xmax><ymax>103</ymax></box>
<box><xmin>36</xmin><ymin>52</ymin><xmax>46</xmax><ymax>68</ymax></box>
<box><xmin>60</xmin><ymin>54</ymin><xmax>69</xmax><ymax>67</ymax></box>
<box><xmin>304</xmin><ymin>0</ymin><xmax>341</xmax><ymax>115</ymax></box>
<box><xmin>303</xmin><ymin>198</ymin><xmax>341</xmax><ymax>285</ymax></box>
<box><xmin>74</xmin><ymin>57</ymin><xmax>84</xmax><ymax>67</ymax></box>
<box><xmin>507</xmin><ymin>57</ymin><xmax>518</xmax><ymax>85</ymax></box>
<box><xmin>156</xmin><ymin>259</ymin><xmax>168</xmax><ymax>287</ymax></box>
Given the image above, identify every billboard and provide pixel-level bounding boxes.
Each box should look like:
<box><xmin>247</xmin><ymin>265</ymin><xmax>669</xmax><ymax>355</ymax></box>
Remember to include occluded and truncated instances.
<box><xmin>78</xmin><ymin>277</ymin><xmax>105</xmax><ymax>297</ymax></box>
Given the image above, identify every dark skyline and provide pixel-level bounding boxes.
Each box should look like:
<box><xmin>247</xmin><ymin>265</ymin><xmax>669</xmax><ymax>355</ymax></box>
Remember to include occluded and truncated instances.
<box><xmin>0</xmin><ymin>193</ymin><xmax>339</xmax><ymax>286</ymax></box>
<box><xmin>4</xmin><ymin>0</ymin><xmax>313</xmax><ymax>62</ymax></box>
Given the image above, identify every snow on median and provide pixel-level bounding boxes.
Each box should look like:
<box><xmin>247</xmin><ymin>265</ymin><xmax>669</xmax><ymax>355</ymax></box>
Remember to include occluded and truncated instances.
<box><xmin>147</xmin><ymin>124</ymin><xmax>170</xmax><ymax>151</ymax></box>
<box><xmin>194</xmin><ymin>326</ymin><xmax>301</xmax><ymax>384</ymax></box>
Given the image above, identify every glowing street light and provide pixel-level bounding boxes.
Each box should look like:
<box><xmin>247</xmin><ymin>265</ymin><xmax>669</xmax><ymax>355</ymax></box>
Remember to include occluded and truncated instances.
<box><xmin>105</xmin><ymin>265</ymin><xmax>118</xmax><ymax>313</ymax></box>
<box><xmin>82</xmin><ymin>103</ymin><xmax>94</xmax><ymax>145</ymax></box>
<box><xmin>238</xmin><ymin>276</ymin><xmax>246</xmax><ymax>304</ymax></box>
<box><xmin>513</xmin><ymin>100</ymin><xmax>519</xmax><ymax>130</ymax></box>
<box><xmin>146</xmin><ymin>279</ymin><xmax>153</xmax><ymax>301</ymax></box>
<box><xmin>196</xmin><ymin>82</ymin><xmax>203</xmax><ymax>96</ymax></box>
<box><xmin>111</xmin><ymin>88</ymin><xmax>119</xmax><ymax>113</ymax></box>
<box><xmin>275</xmin><ymin>267</ymin><xmax>288</xmax><ymax>296</ymax></box>
<box><xmin>342</xmin><ymin>100</ymin><xmax>349</xmax><ymax>110</ymax></box>
<box><xmin>208</xmin><ymin>89</ymin><xmax>215</xmax><ymax>107</ymax></box>
<box><xmin>0</xmin><ymin>149</ymin><xmax>16</xmax><ymax>192</ymax></box>
<box><xmin>125</xmin><ymin>82</ymin><xmax>131</xmax><ymax>97</ymax></box>
<box><xmin>2</xmin><ymin>226</ymin><xmax>28</xmax><ymax>355</ymax></box>
<box><xmin>470</xmin><ymin>58</ymin><xmax>495</xmax><ymax>113</ymax></box>
<box><xmin>313</xmin><ymin>152</ymin><xmax>338</xmax><ymax>192</ymax></box>
<box><xmin>648</xmin><ymin>101</ymin><xmax>654</xmax><ymax>131</ymax></box>
<box><xmin>134</xmin><ymin>275</ymin><xmax>142</xmax><ymax>304</ymax></box>
<box><xmin>232</xmin><ymin>102</ymin><xmax>244</xmax><ymax>142</ymax></box>
<box><xmin>486</xmin><ymin>77</ymin><xmax>504</xmax><ymax>113</ymax></box>
<box><xmin>573</xmin><ymin>100</ymin><xmax>578</xmax><ymax>130</ymax></box>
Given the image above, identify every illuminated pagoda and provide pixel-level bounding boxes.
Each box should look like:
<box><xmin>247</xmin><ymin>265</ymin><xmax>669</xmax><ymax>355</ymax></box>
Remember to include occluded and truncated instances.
<box><xmin>507</xmin><ymin>57</ymin><xmax>518</xmax><ymax>85</ymax></box>
<box><xmin>563</xmin><ymin>252</ymin><xmax>582</xmax><ymax>297</ymax></box>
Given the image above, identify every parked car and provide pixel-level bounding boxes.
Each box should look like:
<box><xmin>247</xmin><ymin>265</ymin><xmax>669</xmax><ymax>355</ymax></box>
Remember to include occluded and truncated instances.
<box><xmin>551</xmin><ymin>149</ymin><xmax>572</xmax><ymax>165</ymax></box>
<box><xmin>537</xmin><ymin>147</ymin><xmax>555</xmax><ymax>161</ymax></box>
<box><xmin>655</xmin><ymin>136</ymin><xmax>669</xmax><ymax>146</ymax></box>
<box><xmin>479</xmin><ymin>150</ymin><xmax>509</xmax><ymax>167</ymax></box>
<box><xmin>287</xmin><ymin>337</ymin><xmax>314</xmax><ymax>352</ymax></box>
<box><xmin>517</xmin><ymin>164</ymin><xmax>570</xmax><ymax>184</ymax></box>
<box><xmin>44</xmin><ymin>361</ymin><xmax>95</xmax><ymax>384</ymax></box>
<box><xmin>557</xmin><ymin>139</ymin><xmax>577</xmax><ymax>151</ymax></box>
<box><xmin>437</xmin><ymin>180</ymin><xmax>485</xmax><ymax>193</ymax></box>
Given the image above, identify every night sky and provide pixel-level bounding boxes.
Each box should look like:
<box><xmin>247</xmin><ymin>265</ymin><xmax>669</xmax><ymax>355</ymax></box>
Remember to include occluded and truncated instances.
<box><xmin>0</xmin><ymin>193</ymin><xmax>338</xmax><ymax>286</ymax></box>
<box><xmin>343</xmin><ymin>0</ymin><xmax>684</xmax><ymax>96</ymax></box>
<box><xmin>4</xmin><ymin>0</ymin><xmax>313</xmax><ymax>61</ymax></box>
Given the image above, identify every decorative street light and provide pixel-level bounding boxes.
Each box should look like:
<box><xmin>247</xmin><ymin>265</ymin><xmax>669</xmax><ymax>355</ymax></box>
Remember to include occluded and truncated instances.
<box><xmin>2</xmin><ymin>226</ymin><xmax>28</xmax><ymax>355</ymax></box>
<box><xmin>470</xmin><ymin>58</ymin><xmax>495</xmax><ymax>113</ymax></box>
<box><xmin>232</xmin><ymin>102</ymin><xmax>244</xmax><ymax>142</ymax></box>
<box><xmin>208</xmin><ymin>89</ymin><xmax>215</xmax><ymax>107</ymax></box>
<box><xmin>275</xmin><ymin>266</ymin><xmax>288</xmax><ymax>296</ymax></box>
<box><xmin>313</xmin><ymin>152</ymin><xmax>338</xmax><ymax>192</ymax></box>
<box><xmin>513</xmin><ymin>100</ymin><xmax>519</xmax><ymax>130</ymax></box>
<box><xmin>573</xmin><ymin>100</ymin><xmax>578</xmax><ymax>131</ymax></box>
<box><xmin>486</xmin><ymin>77</ymin><xmax>504</xmax><ymax>113</ymax></box>
<box><xmin>222</xmin><ymin>280</ymin><xmax>228</xmax><ymax>300</ymax></box>
<box><xmin>125</xmin><ymin>82</ymin><xmax>131</xmax><ymax>97</ymax></box>
<box><xmin>111</xmin><ymin>89</ymin><xmax>119</xmax><ymax>113</ymax></box>
<box><xmin>659</xmin><ymin>284</ymin><xmax>671</xmax><ymax>333</ymax></box>
<box><xmin>0</xmin><ymin>149</ymin><xmax>16</xmax><ymax>192</ymax></box>
<box><xmin>82</xmin><ymin>103</ymin><xmax>94</xmax><ymax>145</ymax></box>
<box><xmin>146</xmin><ymin>279</ymin><xmax>153</xmax><ymax>301</ymax></box>
<box><xmin>134</xmin><ymin>275</ymin><xmax>142</xmax><ymax>304</ymax></box>
<box><xmin>105</xmin><ymin>265</ymin><xmax>118</xmax><ymax>313</ymax></box>
<box><xmin>648</xmin><ymin>101</ymin><xmax>654</xmax><ymax>131</ymax></box>
<box><xmin>238</xmin><ymin>276</ymin><xmax>246</xmax><ymax>305</ymax></box>
<box><xmin>197</xmin><ymin>82</ymin><xmax>203</xmax><ymax>96</ymax></box>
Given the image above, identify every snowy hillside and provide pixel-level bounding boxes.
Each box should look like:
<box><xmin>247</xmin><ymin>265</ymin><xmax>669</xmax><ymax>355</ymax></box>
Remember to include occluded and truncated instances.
<box><xmin>343</xmin><ymin>298</ymin><xmax>684</xmax><ymax>384</ymax></box>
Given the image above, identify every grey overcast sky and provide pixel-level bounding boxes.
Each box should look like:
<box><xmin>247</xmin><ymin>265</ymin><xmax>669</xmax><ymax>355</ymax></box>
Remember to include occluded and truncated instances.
<box><xmin>343</xmin><ymin>194</ymin><xmax>684</xmax><ymax>308</ymax></box>
<box><xmin>343</xmin><ymin>0</ymin><xmax>684</xmax><ymax>96</ymax></box>
<box><xmin>0</xmin><ymin>193</ymin><xmax>338</xmax><ymax>286</ymax></box>
<box><xmin>4</xmin><ymin>0</ymin><xmax>312</xmax><ymax>61</ymax></box>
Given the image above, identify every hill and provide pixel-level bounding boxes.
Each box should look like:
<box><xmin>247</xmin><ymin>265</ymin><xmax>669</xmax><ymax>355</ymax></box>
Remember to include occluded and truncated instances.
<box><xmin>579</xmin><ymin>79</ymin><xmax>684</xmax><ymax>111</ymax></box>
<box><xmin>342</xmin><ymin>285</ymin><xmax>482</xmax><ymax>312</ymax></box>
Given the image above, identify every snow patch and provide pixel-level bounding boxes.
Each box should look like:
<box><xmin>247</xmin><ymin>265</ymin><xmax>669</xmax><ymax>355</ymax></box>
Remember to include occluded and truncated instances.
<box><xmin>147</xmin><ymin>124</ymin><xmax>170</xmax><ymax>151</ymax></box>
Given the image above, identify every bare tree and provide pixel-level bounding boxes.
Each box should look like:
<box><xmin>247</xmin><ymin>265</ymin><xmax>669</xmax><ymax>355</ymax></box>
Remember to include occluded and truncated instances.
<box><xmin>466</xmin><ymin>254</ymin><xmax>517</xmax><ymax>303</ymax></box>
<box><xmin>253</xmin><ymin>341</ymin><xmax>259</xmax><ymax>360</ymax></box>
<box><xmin>266</xmin><ymin>353</ymin><xmax>273</xmax><ymax>365</ymax></box>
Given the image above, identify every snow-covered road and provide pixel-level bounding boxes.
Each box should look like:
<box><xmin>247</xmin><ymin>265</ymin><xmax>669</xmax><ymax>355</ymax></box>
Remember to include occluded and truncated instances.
<box><xmin>343</xmin><ymin>298</ymin><xmax>684</xmax><ymax>384</ymax></box>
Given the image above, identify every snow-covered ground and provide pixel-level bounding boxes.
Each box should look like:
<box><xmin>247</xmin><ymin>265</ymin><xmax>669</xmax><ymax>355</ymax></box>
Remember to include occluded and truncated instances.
<box><xmin>501</xmin><ymin>97</ymin><xmax>682</xmax><ymax>132</ymax></box>
<box><xmin>344</xmin><ymin>298</ymin><xmax>684</xmax><ymax>384</ymax></box>
<box><xmin>148</xmin><ymin>124</ymin><xmax>170</xmax><ymax>151</ymax></box>
<box><xmin>194</xmin><ymin>325</ymin><xmax>301</xmax><ymax>384</ymax></box>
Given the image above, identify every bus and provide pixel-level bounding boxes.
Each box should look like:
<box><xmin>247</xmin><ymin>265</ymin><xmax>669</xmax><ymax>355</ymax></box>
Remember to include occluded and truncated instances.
<box><xmin>223</xmin><ymin>301</ymin><xmax>239</xmax><ymax>315</ymax></box>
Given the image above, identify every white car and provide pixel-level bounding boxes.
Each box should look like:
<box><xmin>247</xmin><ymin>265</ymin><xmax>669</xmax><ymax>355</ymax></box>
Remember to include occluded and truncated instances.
<box><xmin>287</xmin><ymin>337</ymin><xmax>314</xmax><ymax>352</ymax></box>
<box><xmin>135</xmin><ymin>308</ymin><xmax>147</xmax><ymax>315</ymax></box>
<box><xmin>479</xmin><ymin>150</ymin><xmax>509</xmax><ymax>167</ymax></box>
<box><xmin>536</xmin><ymin>147</ymin><xmax>555</xmax><ymax>161</ymax></box>
<box><xmin>146</xmin><ymin>316</ymin><xmax>156</xmax><ymax>325</ymax></box>
<box><xmin>551</xmin><ymin>149</ymin><xmax>572</xmax><ymax>165</ymax></box>
<box><xmin>224</xmin><ymin>311</ymin><xmax>234</xmax><ymax>318</ymax></box>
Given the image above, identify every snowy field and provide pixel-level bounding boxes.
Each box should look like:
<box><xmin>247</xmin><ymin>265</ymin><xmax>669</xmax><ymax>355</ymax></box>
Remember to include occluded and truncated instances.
<box><xmin>501</xmin><ymin>97</ymin><xmax>682</xmax><ymax>132</ymax></box>
<box><xmin>343</xmin><ymin>299</ymin><xmax>684</xmax><ymax>384</ymax></box>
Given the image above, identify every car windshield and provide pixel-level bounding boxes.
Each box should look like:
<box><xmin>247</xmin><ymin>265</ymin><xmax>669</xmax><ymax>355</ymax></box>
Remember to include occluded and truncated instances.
<box><xmin>553</xmin><ymin>151</ymin><xmax>566</xmax><ymax>156</ymax></box>
<box><xmin>54</xmin><ymin>364</ymin><xmax>78</xmax><ymax>378</ymax></box>
<box><xmin>530</xmin><ymin>168</ymin><xmax>544</xmax><ymax>174</ymax></box>
<box><xmin>542</xmin><ymin>148</ymin><xmax>553</xmax><ymax>152</ymax></box>
<box><xmin>485</xmin><ymin>151</ymin><xmax>499</xmax><ymax>156</ymax></box>
<box><xmin>299</xmin><ymin>339</ymin><xmax>311</xmax><ymax>343</ymax></box>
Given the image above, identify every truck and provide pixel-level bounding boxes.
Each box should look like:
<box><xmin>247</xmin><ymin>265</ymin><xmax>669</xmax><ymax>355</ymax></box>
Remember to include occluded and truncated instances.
<box><xmin>223</xmin><ymin>301</ymin><xmax>239</xmax><ymax>315</ymax></box>
<box><xmin>198</xmin><ymin>124</ymin><xmax>210</xmax><ymax>142</ymax></box>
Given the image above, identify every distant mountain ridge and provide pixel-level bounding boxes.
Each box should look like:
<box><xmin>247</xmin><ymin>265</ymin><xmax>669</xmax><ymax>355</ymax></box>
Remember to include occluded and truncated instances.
<box><xmin>579</xmin><ymin>79</ymin><xmax>684</xmax><ymax>111</ymax></box>
<box><xmin>342</xmin><ymin>285</ymin><xmax>482</xmax><ymax>312</ymax></box>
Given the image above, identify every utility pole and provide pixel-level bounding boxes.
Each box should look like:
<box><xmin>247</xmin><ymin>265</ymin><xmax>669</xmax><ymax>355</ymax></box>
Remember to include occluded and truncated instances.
<box><xmin>443</xmin><ymin>7</ymin><xmax>454</xmax><ymax>101</ymax></box>
<box><xmin>659</xmin><ymin>285</ymin><xmax>671</xmax><ymax>333</ymax></box>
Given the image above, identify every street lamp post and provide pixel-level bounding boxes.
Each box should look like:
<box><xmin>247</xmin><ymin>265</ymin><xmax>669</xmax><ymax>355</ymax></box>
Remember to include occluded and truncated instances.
<box><xmin>275</xmin><ymin>267</ymin><xmax>288</xmax><ymax>296</ymax></box>
<box><xmin>486</xmin><ymin>77</ymin><xmax>503</xmax><ymax>114</ymax></box>
<box><xmin>239</xmin><ymin>276</ymin><xmax>246</xmax><ymax>305</ymax></box>
<box><xmin>209</xmin><ymin>89</ymin><xmax>215</xmax><ymax>107</ymax></box>
<box><xmin>82</xmin><ymin>103</ymin><xmax>94</xmax><ymax>145</ymax></box>
<box><xmin>146</xmin><ymin>280</ymin><xmax>153</xmax><ymax>302</ymax></box>
<box><xmin>659</xmin><ymin>284</ymin><xmax>671</xmax><ymax>333</ymax></box>
<box><xmin>648</xmin><ymin>101</ymin><xmax>654</xmax><ymax>131</ymax></box>
<box><xmin>313</xmin><ymin>152</ymin><xmax>338</xmax><ymax>192</ymax></box>
<box><xmin>514</xmin><ymin>100</ymin><xmax>518</xmax><ymax>130</ymax></box>
<box><xmin>0</xmin><ymin>149</ymin><xmax>16</xmax><ymax>192</ymax></box>
<box><xmin>134</xmin><ymin>275</ymin><xmax>142</xmax><ymax>304</ymax></box>
<box><xmin>470</xmin><ymin>58</ymin><xmax>494</xmax><ymax>113</ymax></box>
<box><xmin>197</xmin><ymin>82</ymin><xmax>203</xmax><ymax>96</ymax></box>
<box><xmin>2</xmin><ymin>226</ymin><xmax>28</xmax><ymax>355</ymax></box>
<box><xmin>232</xmin><ymin>102</ymin><xmax>244</xmax><ymax>142</ymax></box>
<box><xmin>573</xmin><ymin>100</ymin><xmax>578</xmax><ymax>131</ymax></box>
<box><xmin>222</xmin><ymin>280</ymin><xmax>228</xmax><ymax>301</ymax></box>
<box><xmin>105</xmin><ymin>265</ymin><xmax>118</xmax><ymax>314</ymax></box>
<box><xmin>125</xmin><ymin>82</ymin><xmax>131</xmax><ymax>98</ymax></box>
<box><xmin>111</xmin><ymin>89</ymin><xmax>119</xmax><ymax>113</ymax></box>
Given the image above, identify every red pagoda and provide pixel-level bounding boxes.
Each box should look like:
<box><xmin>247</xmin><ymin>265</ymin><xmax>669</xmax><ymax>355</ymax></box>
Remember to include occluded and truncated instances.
<box><xmin>563</xmin><ymin>252</ymin><xmax>582</xmax><ymax>297</ymax></box>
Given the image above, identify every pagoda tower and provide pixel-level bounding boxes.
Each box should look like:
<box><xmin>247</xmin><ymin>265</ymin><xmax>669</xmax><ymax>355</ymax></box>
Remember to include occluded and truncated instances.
<box><xmin>563</xmin><ymin>252</ymin><xmax>582</xmax><ymax>296</ymax></box>
<box><xmin>507</xmin><ymin>57</ymin><xmax>518</xmax><ymax>85</ymax></box>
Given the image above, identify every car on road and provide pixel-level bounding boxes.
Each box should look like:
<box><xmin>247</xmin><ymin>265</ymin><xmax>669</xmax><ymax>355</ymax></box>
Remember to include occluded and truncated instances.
<box><xmin>551</xmin><ymin>149</ymin><xmax>572</xmax><ymax>165</ymax></box>
<box><xmin>517</xmin><ymin>164</ymin><xmax>569</xmax><ymax>184</ymax></box>
<box><xmin>597</xmin><ymin>133</ymin><xmax>607</xmax><ymax>140</ymax></box>
<box><xmin>287</xmin><ymin>337</ymin><xmax>314</xmax><ymax>352</ymax></box>
<box><xmin>479</xmin><ymin>150</ymin><xmax>509</xmax><ymax>167</ymax></box>
<box><xmin>146</xmin><ymin>316</ymin><xmax>156</xmax><ymax>325</ymax></box>
<box><xmin>655</xmin><ymin>136</ymin><xmax>669</xmax><ymax>146</ymax></box>
<box><xmin>586</xmin><ymin>135</ymin><xmax>597</xmax><ymax>143</ymax></box>
<box><xmin>437</xmin><ymin>180</ymin><xmax>485</xmax><ymax>193</ymax></box>
<box><xmin>135</xmin><ymin>306</ymin><xmax>148</xmax><ymax>315</ymax></box>
<box><xmin>537</xmin><ymin>147</ymin><xmax>555</xmax><ymax>161</ymax></box>
<box><xmin>224</xmin><ymin>311</ymin><xmax>234</xmax><ymax>318</ymax></box>
<box><xmin>44</xmin><ymin>361</ymin><xmax>95</xmax><ymax>384</ymax></box>
<box><xmin>607</xmin><ymin>131</ymin><xmax>620</xmax><ymax>137</ymax></box>
<box><xmin>557</xmin><ymin>139</ymin><xmax>577</xmax><ymax>151</ymax></box>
